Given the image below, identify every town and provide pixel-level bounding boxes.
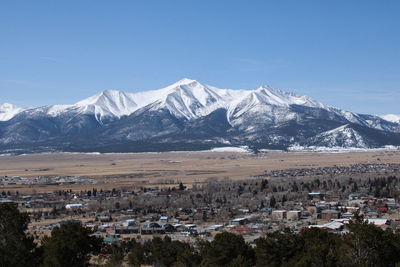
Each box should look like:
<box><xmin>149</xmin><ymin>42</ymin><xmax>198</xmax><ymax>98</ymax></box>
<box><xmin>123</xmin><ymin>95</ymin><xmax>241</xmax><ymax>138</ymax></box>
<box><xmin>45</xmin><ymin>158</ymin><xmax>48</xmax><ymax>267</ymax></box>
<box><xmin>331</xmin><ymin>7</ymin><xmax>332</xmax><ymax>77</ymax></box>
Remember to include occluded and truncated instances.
<box><xmin>2</xmin><ymin>162</ymin><xmax>400</xmax><ymax>245</ymax></box>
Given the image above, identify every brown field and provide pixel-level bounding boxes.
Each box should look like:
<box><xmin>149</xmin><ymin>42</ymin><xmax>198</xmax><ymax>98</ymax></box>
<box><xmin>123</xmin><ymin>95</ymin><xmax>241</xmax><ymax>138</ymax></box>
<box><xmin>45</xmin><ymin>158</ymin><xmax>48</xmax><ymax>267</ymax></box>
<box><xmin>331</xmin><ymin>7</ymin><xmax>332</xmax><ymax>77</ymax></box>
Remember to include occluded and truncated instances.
<box><xmin>1</xmin><ymin>150</ymin><xmax>400</xmax><ymax>193</ymax></box>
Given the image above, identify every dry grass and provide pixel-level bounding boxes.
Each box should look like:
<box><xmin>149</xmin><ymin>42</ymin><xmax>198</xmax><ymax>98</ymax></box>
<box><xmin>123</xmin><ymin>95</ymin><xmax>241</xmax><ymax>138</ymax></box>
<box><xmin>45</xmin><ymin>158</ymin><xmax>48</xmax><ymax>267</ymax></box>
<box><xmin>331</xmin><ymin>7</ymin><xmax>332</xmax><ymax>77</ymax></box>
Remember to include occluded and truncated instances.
<box><xmin>1</xmin><ymin>150</ymin><xmax>399</xmax><ymax>193</ymax></box>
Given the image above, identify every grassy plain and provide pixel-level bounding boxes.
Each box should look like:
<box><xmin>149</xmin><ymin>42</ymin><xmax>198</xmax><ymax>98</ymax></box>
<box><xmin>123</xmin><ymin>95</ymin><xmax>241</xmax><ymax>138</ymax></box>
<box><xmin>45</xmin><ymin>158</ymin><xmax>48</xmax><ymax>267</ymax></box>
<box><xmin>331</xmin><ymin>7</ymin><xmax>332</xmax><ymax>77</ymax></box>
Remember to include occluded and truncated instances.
<box><xmin>1</xmin><ymin>150</ymin><xmax>399</xmax><ymax>193</ymax></box>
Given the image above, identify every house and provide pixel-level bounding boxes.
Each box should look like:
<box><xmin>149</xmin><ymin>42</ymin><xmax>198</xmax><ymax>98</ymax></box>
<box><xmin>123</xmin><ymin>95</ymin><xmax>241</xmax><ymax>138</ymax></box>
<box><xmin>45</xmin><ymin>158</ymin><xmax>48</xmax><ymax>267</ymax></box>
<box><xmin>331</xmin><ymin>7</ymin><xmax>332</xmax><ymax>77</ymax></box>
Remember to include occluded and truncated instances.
<box><xmin>183</xmin><ymin>224</ymin><xmax>197</xmax><ymax>229</ymax></box>
<box><xmin>143</xmin><ymin>222</ymin><xmax>161</xmax><ymax>228</ymax></box>
<box><xmin>160</xmin><ymin>216</ymin><xmax>168</xmax><ymax>223</ymax></box>
<box><xmin>309</xmin><ymin>221</ymin><xmax>344</xmax><ymax>232</ymax></box>
<box><xmin>272</xmin><ymin>210</ymin><xmax>286</xmax><ymax>220</ymax></box>
<box><xmin>348</xmin><ymin>194</ymin><xmax>359</xmax><ymax>200</ymax></box>
<box><xmin>65</xmin><ymin>203</ymin><xmax>83</xmax><ymax>210</ymax></box>
<box><xmin>366</xmin><ymin>218</ymin><xmax>390</xmax><ymax>228</ymax></box>
<box><xmin>287</xmin><ymin>210</ymin><xmax>301</xmax><ymax>220</ymax></box>
<box><xmin>306</xmin><ymin>205</ymin><xmax>317</xmax><ymax>214</ymax></box>
<box><xmin>163</xmin><ymin>224</ymin><xmax>176</xmax><ymax>233</ymax></box>
<box><xmin>320</xmin><ymin>210</ymin><xmax>340</xmax><ymax>221</ymax></box>
<box><xmin>171</xmin><ymin>224</ymin><xmax>185</xmax><ymax>232</ymax></box>
<box><xmin>232</xmin><ymin>226</ymin><xmax>252</xmax><ymax>233</ymax></box>
<box><xmin>230</xmin><ymin>218</ymin><xmax>249</xmax><ymax>226</ymax></box>
<box><xmin>122</xmin><ymin>219</ymin><xmax>136</xmax><ymax>227</ymax></box>
<box><xmin>98</xmin><ymin>215</ymin><xmax>112</xmax><ymax>222</ymax></box>
<box><xmin>206</xmin><ymin>224</ymin><xmax>224</xmax><ymax>231</ymax></box>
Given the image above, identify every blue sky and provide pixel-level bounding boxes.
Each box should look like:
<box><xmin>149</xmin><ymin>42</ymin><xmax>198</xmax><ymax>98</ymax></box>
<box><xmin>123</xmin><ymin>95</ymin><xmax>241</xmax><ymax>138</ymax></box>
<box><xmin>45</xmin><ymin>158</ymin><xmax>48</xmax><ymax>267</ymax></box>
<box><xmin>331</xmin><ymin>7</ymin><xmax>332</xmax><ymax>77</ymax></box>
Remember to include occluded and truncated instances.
<box><xmin>0</xmin><ymin>1</ymin><xmax>399</xmax><ymax>114</ymax></box>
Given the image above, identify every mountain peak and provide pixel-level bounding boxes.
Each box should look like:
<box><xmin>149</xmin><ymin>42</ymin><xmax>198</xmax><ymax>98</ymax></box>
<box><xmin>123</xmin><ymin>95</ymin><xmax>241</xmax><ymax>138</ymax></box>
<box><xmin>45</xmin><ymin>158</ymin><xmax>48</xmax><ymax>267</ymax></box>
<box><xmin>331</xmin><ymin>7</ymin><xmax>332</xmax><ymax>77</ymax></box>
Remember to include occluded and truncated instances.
<box><xmin>76</xmin><ymin>90</ymin><xmax>124</xmax><ymax>106</ymax></box>
<box><xmin>258</xmin><ymin>85</ymin><xmax>273</xmax><ymax>90</ymax></box>
<box><xmin>100</xmin><ymin>89</ymin><xmax>121</xmax><ymax>96</ymax></box>
<box><xmin>173</xmin><ymin>78</ymin><xmax>200</xmax><ymax>86</ymax></box>
<box><xmin>72</xmin><ymin>89</ymin><xmax>138</xmax><ymax>122</ymax></box>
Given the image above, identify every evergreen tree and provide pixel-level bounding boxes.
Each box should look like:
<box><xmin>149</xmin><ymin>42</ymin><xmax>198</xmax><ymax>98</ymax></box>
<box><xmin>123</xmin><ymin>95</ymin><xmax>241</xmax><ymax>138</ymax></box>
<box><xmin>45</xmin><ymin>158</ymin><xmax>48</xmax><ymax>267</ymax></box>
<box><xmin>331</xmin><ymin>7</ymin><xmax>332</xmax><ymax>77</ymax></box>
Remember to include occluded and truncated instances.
<box><xmin>41</xmin><ymin>222</ymin><xmax>102</xmax><ymax>267</ymax></box>
<box><xmin>201</xmin><ymin>232</ymin><xmax>255</xmax><ymax>267</ymax></box>
<box><xmin>270</xmin><ymin>196</ymin><xmax>276</xmax><ymax>208</ymax></box>
<box><xmin>127</xmin><ymin>241</ymin><xmax>146</xmax><ymax>267</ymax></box>
<box><xmin>178</xmin><ymin>182</ymin><xmax>186</xmax><ymax>191</ymax></box>
<box><xmin>0</xmin><ymin>203</ymin><xmax>41</xmax><ymax>267</ymax></box>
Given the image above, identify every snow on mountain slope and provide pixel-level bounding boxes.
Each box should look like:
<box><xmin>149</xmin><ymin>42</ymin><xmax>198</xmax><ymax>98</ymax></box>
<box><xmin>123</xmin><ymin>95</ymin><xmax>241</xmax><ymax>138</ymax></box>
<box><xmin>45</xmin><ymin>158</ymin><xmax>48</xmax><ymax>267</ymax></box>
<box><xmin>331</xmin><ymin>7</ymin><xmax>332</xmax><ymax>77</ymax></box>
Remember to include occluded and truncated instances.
<box><xmin>252</xmin><ymin>86</ymin><xmax>327</xmax><ymax>108</ymax></box>
<box><xmin>73</xmin><ymin>90</ymin><xmax>139</xmax><ymax>122</ymax></box>
<box><xmin>27</xmin><ymin>79</ymin><xmax>229</xmax><ymax>122</ymax></box>
<box><xmin>144</xmin><ymin>79</ymin><xmax>332</xmax><ymax>123</ymax></box>
<box><xmin>304</xmin><ymin>124</ymin><xmax>368</xmax><ymax>148</ymax></box>
<box><xmin>380</xmin><ymin>114</ymin><xmax>400</xmax><ymax>124</ymax></box>
<box><xmin>84</xmin><ymin>78</ymin><xmax>337</xmax><ymax>121</ymax></box>
<box><xmin>23</xmin><ymin>90</ymin><xmax>140</xmax><ymax>123</ymax></box>
<box><xmin>0</xmin><ymin>103</ymin><xmax>25</xmax><ymax>121</ymax></box>
<box><xmin>225</xmin><ymin>86</ymin><xmax>324</xmax><ymax>126</ymax></box>
<box><xmin>3</xmin><ymin>79</ymin><xmax>397</xmax><ymax>133</ymax></box>
<box><xmin>2</xmin><ymin>79</ymin><xmax>400</xmax><ymax>152</ymax></box>
<box><xmin>30</xmin><ymin>78</ymin><xmax>325</xmax><ymax>122</ymax></box>
<box><xmin>145</xmin><ymin>79</ymin><xmax>226</xmax><ymax>119</ymax></box>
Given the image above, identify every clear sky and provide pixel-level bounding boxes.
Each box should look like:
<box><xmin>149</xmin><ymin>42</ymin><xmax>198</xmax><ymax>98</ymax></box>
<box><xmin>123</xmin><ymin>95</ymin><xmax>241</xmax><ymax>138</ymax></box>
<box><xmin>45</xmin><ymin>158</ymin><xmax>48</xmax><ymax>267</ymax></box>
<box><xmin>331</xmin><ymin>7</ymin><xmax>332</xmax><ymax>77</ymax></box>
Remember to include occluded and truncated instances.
<box><xmin>1</xmin><ymin>0</ymin><xmax>399</xmax><ymax>114</ymax></box>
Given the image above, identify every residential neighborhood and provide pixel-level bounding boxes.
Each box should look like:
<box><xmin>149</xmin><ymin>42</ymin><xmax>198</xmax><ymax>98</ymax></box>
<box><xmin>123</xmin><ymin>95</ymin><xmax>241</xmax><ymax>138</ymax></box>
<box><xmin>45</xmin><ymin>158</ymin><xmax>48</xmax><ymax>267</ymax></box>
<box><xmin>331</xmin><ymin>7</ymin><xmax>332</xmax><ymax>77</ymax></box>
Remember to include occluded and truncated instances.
<box><xmin>2</xmin><ymin>163</ymin><xmax>400</xmax><ymax>246</ymax></box>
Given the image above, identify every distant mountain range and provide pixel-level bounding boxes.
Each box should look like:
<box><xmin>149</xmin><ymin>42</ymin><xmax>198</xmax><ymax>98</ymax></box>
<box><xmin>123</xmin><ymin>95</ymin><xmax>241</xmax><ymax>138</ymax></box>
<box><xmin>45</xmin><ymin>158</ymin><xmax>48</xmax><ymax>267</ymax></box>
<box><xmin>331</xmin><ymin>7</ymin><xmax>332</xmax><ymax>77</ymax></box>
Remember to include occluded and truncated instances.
<box><xmin>0</xmin><ymin>78</ymin><xmax>399</xmax><ymax>154</ymax></box>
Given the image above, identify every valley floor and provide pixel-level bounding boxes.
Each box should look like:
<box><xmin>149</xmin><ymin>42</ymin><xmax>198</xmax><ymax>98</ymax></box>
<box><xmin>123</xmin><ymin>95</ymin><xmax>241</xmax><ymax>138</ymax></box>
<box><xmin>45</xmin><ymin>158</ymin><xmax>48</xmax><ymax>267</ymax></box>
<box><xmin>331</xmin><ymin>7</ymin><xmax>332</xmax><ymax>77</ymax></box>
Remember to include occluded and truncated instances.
<box><xmin>0</xmin><ymin>149</ymin><xmax>399</xmax><ymax>194</ymax></box>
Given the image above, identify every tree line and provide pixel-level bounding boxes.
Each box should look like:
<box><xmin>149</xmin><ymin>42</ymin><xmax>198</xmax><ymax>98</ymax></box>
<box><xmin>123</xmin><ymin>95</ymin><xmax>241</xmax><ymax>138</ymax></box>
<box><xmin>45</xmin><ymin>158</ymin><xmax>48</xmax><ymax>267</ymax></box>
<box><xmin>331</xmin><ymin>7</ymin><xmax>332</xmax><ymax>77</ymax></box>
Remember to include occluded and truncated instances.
<box><xmin>2</xmin><ymin>203</ymin><xmax>400</xmax><ymax>267</ymax></box>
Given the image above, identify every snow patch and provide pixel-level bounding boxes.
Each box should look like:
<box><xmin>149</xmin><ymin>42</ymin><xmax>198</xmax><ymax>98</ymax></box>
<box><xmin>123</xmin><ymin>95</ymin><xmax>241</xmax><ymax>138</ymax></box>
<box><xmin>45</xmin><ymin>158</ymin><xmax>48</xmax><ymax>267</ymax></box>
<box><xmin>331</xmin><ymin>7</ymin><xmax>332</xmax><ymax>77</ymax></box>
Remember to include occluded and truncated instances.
<box><xmin>288</xmin><ymin>145</ymin><xmax>400</xmax><ymax>153</ymax></box>
<box><xmin>380</xmin><ymin>114</ymin><xmax>400</xmax><ymax>124</ymax></box>
<box><xmin>209</xmin><ymin>146</ymin><xmax>250</xmax><ymax>153</ymax></box>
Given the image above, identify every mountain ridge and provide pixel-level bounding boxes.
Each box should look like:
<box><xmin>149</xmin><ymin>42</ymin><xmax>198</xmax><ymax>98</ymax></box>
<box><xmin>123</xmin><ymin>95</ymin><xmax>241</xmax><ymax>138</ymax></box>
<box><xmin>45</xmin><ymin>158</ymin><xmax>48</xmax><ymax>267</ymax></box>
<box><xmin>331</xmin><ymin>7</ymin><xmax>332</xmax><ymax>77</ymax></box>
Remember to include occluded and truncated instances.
<box><xmin>1</xmin><ymin>79</ymin><xmax>399</xmax><ymax>153</ymax></box>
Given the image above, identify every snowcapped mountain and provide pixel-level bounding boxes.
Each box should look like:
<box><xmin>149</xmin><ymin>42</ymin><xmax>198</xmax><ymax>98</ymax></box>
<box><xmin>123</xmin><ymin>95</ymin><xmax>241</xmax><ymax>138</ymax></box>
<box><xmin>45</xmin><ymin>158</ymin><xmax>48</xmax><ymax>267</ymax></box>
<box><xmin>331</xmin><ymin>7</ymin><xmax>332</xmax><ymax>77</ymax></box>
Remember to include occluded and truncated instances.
<box><xmin>16</xmin><ymin>78</ymin><xmax>397</xmax><ymax>128</ymax></box>
<box><xmin>0</xmin><ymin>103</ymin><xmax>25</xmax><ymax>121</ymax></box>
<box><xmin>380</xmin><ymin>114</ymin><xmax>400</xmax><ymax>124</ymax></box>
<box><xmin>0</xmin><ymin>79</ymin><xmax>399</xmax><ymax>153</ymax></box>
<box><xmin>29</xmin><ymin>79</ymin><xmax>336</xmax><ymax>122</ymax></box>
